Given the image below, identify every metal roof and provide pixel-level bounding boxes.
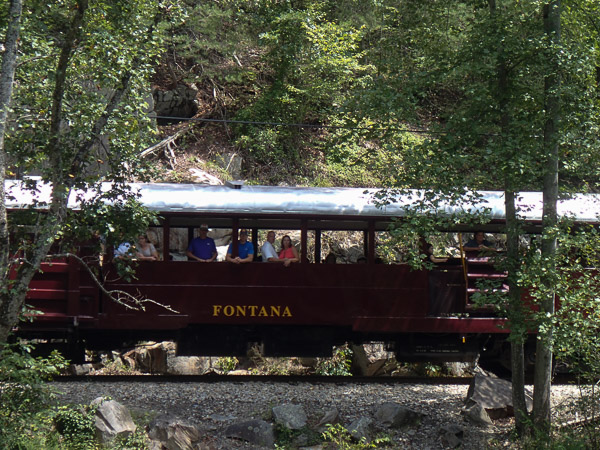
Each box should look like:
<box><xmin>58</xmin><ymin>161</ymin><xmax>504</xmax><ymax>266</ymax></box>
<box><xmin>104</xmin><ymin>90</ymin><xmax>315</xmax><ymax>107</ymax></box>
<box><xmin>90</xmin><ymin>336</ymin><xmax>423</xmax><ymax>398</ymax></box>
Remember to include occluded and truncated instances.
<box><xmin>5</xmin><ymin>180</ymin><xmax>600</xmax><ymax>224</ymax></box>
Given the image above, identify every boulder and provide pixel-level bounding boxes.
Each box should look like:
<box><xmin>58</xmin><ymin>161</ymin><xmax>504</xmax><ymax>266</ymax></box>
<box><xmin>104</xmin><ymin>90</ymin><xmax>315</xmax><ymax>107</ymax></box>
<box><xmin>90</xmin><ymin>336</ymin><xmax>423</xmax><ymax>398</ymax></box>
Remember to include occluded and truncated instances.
<box><xmin>224</xmin><ymin>419</ymin><xmax>275</xmax><ymax>448</ymax></box>
<box><xmin>350</xmin><ymin>343</ymin><xmax>396</xmax><ymax>376</ymax></box>
<box><xmin>466</xmin><ymin>373</ymin><xmax>533</xmax><ymax>419</ymax></box>
<box><xmin>316</xmin><ymin>407</ymin><xmax>341</xmax><ymax>429</ymax></box>
<box><xmin>346</xmin><ymin>417</ymin><xmax>372</xmax><ymax>442</ymax></box>
<box><xmin>374</xmin><ymin>402</ymin><xmax>425</xmax><ymax>428</ymax></box>
<box><xmin>91</xmin><ymin>398</ymin><xmax>136</xmax><ymax>444</ymax></box>
<box><xmin>148</xmin><ymin>414</ymin><xmax>201</xmax><ymax>450</ymax></box>
<box><xmin>461</xmin><ymin>402</ymin><xmax>493</xmax><ymax>426</ymax></box>
<box><xmin>439</xmin><ymin>424</ymin><xmax>464</xmax><ymax>448</ymax></box>
<box><xmin>272</xmin><ymin>404</ymin><xmax>308</xmax><ymax>430</ymax></box>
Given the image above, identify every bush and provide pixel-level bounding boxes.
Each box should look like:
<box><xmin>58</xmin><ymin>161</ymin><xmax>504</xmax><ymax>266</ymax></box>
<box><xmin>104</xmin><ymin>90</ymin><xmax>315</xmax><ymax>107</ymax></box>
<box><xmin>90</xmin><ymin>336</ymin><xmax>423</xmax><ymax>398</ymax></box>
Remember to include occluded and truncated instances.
<box><xmin>54</xmin><ymin>405</ymin><xmax>97</xmax><ymax>449</ymax></box>
<box><xmin>0</xmin><ymin>343</ymin><xmax>68</xmax><ymax>449</ymax></box>
<box><xmin>315</xmin><ymin>345</ymin><xmax>353</xmax><ymax>376</ymax></box>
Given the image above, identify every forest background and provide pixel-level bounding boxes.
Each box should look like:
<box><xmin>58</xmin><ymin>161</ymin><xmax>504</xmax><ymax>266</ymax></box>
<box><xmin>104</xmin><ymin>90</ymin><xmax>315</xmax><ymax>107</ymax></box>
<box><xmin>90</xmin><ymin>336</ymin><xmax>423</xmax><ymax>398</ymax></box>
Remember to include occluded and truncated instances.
<box><xmin>1</xmin><ymin>0</ymin><xmax>600</xmax><ymax>444</ymax></box>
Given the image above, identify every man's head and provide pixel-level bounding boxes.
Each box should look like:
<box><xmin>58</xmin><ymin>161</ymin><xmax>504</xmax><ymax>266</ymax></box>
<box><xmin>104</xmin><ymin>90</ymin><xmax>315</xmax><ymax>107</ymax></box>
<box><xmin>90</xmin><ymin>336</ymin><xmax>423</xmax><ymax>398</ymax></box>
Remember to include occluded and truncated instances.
<box><xmin>240</xmin><ymin>229</ymin><xmax>248</xmax><ymax>243</ymax></box>
<box><xmin>199</xmin><ymin>224</ymin><xmax>209</xmax><ymax>237</ymax></box>
<box><xmin>475</xmin><ymin>231</ymin><xmax>485</xmax><ymax>244</ymax></box>
<box><xmin>267</xmin><ymin>231</ymin><xmax>275</xmax><ymax>243</ymax></box>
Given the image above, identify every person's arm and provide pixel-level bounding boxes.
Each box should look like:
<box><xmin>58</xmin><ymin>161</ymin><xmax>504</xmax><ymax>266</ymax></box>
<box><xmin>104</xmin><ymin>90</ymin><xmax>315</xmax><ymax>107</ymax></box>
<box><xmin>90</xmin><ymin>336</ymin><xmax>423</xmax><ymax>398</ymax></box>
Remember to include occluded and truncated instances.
<box><xmin>286</xmin><ymin>246</ymin><xmax>299</xmax><ymax>263</ymax></box>
<box><xmin>136</xmin><ymin>251</ymin><xmax>154</xmax><ymax>261</ymax></box>
<box><xmin>208</xmin><ymin>240</ymin><xmax>217</xmax><ymax>262</ymax></box>
<box><xmin>462</xmin><ymin>240</ymin><xmax>480</xmax><ymax>252</ymax></box>
<box><xmin>263</xmin><ymin>243</ymin><xmax>280</xmax><ymax>262</ymax></box>
<box><xmin>187</xmin><ymin>250</ymin><xmax>202</xmax><ymax>261</ymax></box>
<box><xmin>430</xmin><ymin>255</ymin><xmax>448</xmax><ymax>263</ymax></box>
<box><xmin>239</xmin><ymin>245</ymin><xmax>254</xmax><ymax>263</ymax></box>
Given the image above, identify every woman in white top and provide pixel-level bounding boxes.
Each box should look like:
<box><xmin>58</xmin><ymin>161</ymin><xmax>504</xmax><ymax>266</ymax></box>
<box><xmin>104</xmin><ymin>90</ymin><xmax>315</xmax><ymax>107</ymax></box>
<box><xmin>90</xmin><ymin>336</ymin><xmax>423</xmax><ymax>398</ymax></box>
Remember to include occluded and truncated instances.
<box><xmin>136</xmin><ymin>235</ymin><xmax>160</xmax><ymax>261</ymax></box>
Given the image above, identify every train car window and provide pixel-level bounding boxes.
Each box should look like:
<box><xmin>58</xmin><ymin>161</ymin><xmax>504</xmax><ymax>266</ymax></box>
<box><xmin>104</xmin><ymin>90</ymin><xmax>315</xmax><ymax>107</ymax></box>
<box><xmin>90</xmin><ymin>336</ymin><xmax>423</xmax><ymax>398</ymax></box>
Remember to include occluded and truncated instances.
<box><xmin>320</xmin><ymin>230</ymin><xmax>366</xmax><ymax>264</ymax></box>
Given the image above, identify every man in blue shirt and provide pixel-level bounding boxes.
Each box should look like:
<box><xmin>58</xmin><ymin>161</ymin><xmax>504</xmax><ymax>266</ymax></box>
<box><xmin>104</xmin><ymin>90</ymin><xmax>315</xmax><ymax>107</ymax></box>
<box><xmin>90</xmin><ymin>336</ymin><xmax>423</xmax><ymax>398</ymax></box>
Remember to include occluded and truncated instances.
<box><xmin>186</xmin><ymin>224</ymin><xmax>217</xmax><ymax>262</ymax></box>
<box><xmin>226</xmin><ymin>229</ymin><xmax>254</xmax><ymax>264</ymax></box>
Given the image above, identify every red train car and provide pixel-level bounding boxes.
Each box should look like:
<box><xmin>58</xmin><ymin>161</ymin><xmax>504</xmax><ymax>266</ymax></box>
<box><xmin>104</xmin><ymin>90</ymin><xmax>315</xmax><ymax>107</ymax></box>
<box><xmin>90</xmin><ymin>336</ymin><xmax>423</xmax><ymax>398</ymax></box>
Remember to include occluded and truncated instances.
<box><xmin>8</xmin><ymin>182</ymin><xmax>599</xmax><ymax>363</ymax></box>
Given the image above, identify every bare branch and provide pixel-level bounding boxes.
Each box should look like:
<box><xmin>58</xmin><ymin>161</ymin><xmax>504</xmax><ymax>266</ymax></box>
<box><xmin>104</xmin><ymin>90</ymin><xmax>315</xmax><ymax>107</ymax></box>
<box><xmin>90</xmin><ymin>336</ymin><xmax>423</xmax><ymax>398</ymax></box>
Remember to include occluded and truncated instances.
<box><xmin>48</xmin><ymin>253</ymin><xmax>180</xmax><ymax>314</ymax></box>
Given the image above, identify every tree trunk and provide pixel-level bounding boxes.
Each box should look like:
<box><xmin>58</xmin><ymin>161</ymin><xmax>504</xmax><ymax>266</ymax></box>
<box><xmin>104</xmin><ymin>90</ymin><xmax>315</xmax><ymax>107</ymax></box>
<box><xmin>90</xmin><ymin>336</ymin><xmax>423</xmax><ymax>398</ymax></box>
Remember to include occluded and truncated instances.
<box><xmin>0</xmin><ymin>0</ymin><xmax>23</xmax><ymax>344</ymax></box>
<box><xmin>489</xmin><ymin>0</ymin><xmax>531</xmax><ymax>435</ymax></box>
<box><xmin>533</xmin><ymin>0</ymin><xmax>561</xmax><ymax>435</ymax></box>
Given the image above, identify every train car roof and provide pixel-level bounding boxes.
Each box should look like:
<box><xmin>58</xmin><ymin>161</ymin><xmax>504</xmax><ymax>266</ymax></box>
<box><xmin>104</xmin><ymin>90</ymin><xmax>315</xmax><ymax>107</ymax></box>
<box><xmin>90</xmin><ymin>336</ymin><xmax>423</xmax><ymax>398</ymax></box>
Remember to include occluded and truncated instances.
<box><xmin>5</xmin><ymin>180</ymin><xmax>600</xmax><ymax>229</ymax></box>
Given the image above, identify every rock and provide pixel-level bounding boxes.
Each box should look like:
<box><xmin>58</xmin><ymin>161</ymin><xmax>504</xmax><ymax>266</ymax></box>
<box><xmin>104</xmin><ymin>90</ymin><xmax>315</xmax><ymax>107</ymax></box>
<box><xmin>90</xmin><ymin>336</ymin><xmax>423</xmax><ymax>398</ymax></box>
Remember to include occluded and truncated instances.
<box><xmin>350</xmin><ymin>343</ymin><xmax>396</xmax><ymax>376</ymax></box>
<box><xmin>272</xmin><ymin>404</ymin><xmax>308</xmax><ymax>430</ymax></box>
<box><xmin>466</xmin><ymin>373</ymin><xmax>533</xmax><ymax>419</ymax></box>
<box><xmin>316</xmin><ymin>407</ymin><xmax>340</xmax><ymax>428</ymax></box>
<box><xmin>70</xmin><ymin>363</ymin><xmax>94</xmax><ymax>375</ymax></box>
<box><xmin>148</xmin><ymin>414</ymin><xmax>200</xmax><ymax>450</ymax></box>
<box><xmin>346</xmin><ymin>417</ymin><xmax>372</xmax><ymax>442</ymax></box>
<box><xmin>461</xmin><ymin>402</ymin><xmax>493</xmax><ymax>426</ymax></box>
<box><xmin>440</xmin><ymin>424</ymin><xmax>464</xmax><ymax>448</ymax></box>
<box><xmin>374</xmin><ymin>402</ymin><xmax>425</xmax><ymax>428</ymax></box>
<box><xmin>152</xmin><ymin>85</ymin><xmax>198</xmax><ymax>123</ymax></box>
<box><xmin>224</xmin><ymin>419</ymin><xmax>275</xmax><ymax>448</ymax></box>
<box><xmin>443</xmin><ymin>361</ymin><xmax>474</xmax><ymax>377</ymax></box>
<box><xmin>91</xmin><ymin>398</ymin><xmax>136</xmax><ymax>444</ymax></box>
<box><xmin>189</xmin><ymin>168</ymin><xmax>223</xmax><ymax>185</ymax></box>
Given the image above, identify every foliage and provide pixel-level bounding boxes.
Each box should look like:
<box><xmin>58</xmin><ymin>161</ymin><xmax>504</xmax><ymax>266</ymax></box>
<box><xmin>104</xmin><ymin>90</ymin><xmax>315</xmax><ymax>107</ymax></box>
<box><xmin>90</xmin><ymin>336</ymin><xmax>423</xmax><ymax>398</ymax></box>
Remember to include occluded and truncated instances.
<box><xmin>275</xmin><ymin>424</ymin><xmax>321</xmax><ymax>449</ymax></box>
<box><xmin>321</xmin><ymin>423</ymin><xmax>391</xmax><ymax>449</ymax></box>
<box><xmin>0</xmin><ymin>343</ymin><xmax>68</xmax><ymax>449</ymax></box>
<box><xmin>215</xmin><ymin>356</ymin><xmax>239</xmax><ymax>374</ymax></box>
<box><xmin>53</xmin><ymin>405</ymin><xmax>97</xmax><ymax>449</ymax></box>
<box><xmin>315</xmin><ymin>345</ymin><xmax>353</xmax><ymax>376</ymax></box>
<box><xmin>0</xmin><ymin>0</ymin><xmax>179</xmax><ymax>343</ymax></box>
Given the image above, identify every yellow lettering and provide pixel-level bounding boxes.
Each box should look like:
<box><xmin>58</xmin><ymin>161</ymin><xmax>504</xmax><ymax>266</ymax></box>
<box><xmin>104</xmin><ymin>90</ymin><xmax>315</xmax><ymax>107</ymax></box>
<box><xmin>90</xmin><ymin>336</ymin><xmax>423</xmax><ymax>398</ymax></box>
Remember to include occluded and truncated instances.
<box><xmin>213</xmin><ymin>305</ymin><xmax>291</xmax><ymax>318</ymax></box>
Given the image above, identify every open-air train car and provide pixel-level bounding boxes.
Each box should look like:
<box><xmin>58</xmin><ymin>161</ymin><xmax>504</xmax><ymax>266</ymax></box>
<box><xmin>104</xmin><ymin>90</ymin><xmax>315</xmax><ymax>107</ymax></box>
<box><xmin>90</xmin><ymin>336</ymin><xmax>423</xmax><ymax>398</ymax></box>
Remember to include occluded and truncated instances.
<box><xmin>7</xmin><ymin>180</ymin><xmax>600</xmax><ymax>363</ymax></box>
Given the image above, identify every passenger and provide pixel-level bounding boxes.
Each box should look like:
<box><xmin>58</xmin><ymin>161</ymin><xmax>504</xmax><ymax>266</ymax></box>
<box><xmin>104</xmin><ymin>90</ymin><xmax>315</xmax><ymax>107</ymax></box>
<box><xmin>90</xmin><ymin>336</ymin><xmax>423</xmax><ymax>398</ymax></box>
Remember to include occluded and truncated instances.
<box><xmin>324</xmin><ymin>252</ymin><xmax>336</xmax><ymax>264</ymax></box>
<box><xmin>114</xmin><ymin>241</ymin><xmax>133</xmax><ymax>259</ymax></box>
<box><xmin>463</xmin><ymin>231</ymin><xmax>495</xmax><ymax>253</ymax></box>
<box><xmin>226</xmin><ymin>229</ymin><xmax>254</xmax><ymax>264</ymax></box>
<box><xmin>186</xmin><ymin>224</ymin><xmax>217</xmax><ymax>262</ymax></box>
<box><xmin>279</xmin><ymin>235</ymin><xmax>299</xmax><ymax>264</ymax></box>
<box><xmin>136</xmin><ymin>235</ymin><xmax>160</xmax><ymax>261</ymax></box>
<box><xmin>262</xmin><ymin>231</ymin><xmax>292</xmax><ymax>267</ymax></box>
<box><xmin>424</xmin><ymin>242</ymin><xmax>448</xmax><ymax>264</ymax></box>
<box><xmin>357</xmin><ymin>256</ymin><xmax>367</xmax><ymax>264</ymax></box>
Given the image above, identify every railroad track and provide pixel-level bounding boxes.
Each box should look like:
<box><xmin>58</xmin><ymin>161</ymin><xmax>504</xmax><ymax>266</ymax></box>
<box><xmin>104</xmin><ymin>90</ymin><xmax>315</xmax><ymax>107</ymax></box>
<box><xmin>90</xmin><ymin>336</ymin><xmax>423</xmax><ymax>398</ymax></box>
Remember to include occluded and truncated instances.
<box><xmin>51</xmin><ymin>373</ymin><xmax>578</xmax><ymax>384</ymax></box>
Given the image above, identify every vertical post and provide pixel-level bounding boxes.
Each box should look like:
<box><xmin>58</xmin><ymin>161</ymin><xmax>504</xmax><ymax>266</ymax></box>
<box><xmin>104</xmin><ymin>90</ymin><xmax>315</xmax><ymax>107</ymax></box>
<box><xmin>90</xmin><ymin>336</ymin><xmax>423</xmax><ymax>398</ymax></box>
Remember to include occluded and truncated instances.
<box><xmin>252</xmin><ymin>228</ymin><xmax>258</xmax><ymax>258</ymax></box>
<box><xmin>162</xmin><ymin>216</ymin><xmax>170</xmax><ymax>261</ymax></box>
<box><xmin>314</xmin><ymin>229</ymin><xmax>321</xmax><ymax>263</ymax></box>
<box><xmin>363</xmin><ymin>230</ymin><xmax>369</xmax><ymax>259</ymax></box>
<box><xmin>231</xmin><ymin>218</ymin><xmax>239</xmax><ymax>257</ymax></box>
<box><xmin>301</xmin><ymin>219</ymin><xmax>308</xmax><ymax>263</ymax></box>
<box><xmin>367</xmin><ymin>221</ymin><xmax>375</xmax><ymax>263</ymax></box>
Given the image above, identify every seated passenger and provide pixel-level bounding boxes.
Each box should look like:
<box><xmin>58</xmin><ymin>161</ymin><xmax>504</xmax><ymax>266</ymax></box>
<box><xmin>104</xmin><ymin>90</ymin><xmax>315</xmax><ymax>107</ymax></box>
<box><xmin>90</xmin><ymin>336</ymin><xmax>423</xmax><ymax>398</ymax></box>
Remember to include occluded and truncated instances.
<box><xmin>114</xmin><ymin>241</ymin><xmax>133</xmax><ymax>259</ymax></box>
<box><xmin>279</xmin><ymin>235</ymin><xmax>299</xmax><ymax>264</ymax></box>
<box><xmin>262</xmin><ymin>231</ymin><xmax>292</xmax><ymax>267</ymax></box>
<box><xmin>187</xmin><ymin>224</ymin><xmax>217</xmax><ymax>262</ymax></box>
<box><xmin>226</xmin><ymin>229</ymin><xmax>254</xmax><ymax>264</ymax></box>
<box><xmin>136</xmin><ymin>235</ymin><xmax>160</xmax><ymax>261</ymax></box>
<box><xmin>463</xmin><ymin>231</ymin><xmax>495</xmax><ymax>253</ymax></box>
<box><xmin>323</xmin><ymin>252</ymin><xmax>336</xmax><ymax>264</ymax></box>
<box><xmin>424</xmin><ymin>242</ymin><xmax>448</xmax><ymax>264</ymax></box>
